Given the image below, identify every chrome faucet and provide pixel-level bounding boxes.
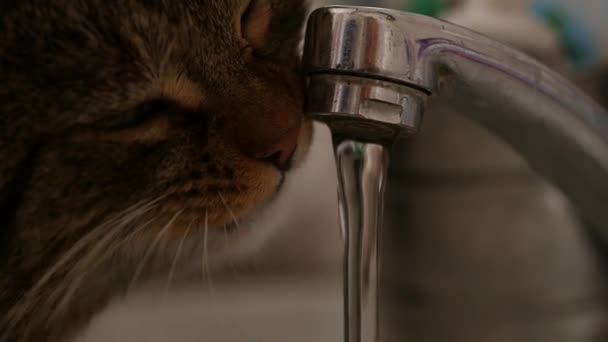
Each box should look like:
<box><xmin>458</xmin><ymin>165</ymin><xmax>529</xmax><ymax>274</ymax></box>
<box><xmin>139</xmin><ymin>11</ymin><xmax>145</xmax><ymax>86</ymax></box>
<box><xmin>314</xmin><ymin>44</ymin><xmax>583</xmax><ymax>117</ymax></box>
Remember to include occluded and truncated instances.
<box><xmin>303</xmin><ymin>6</ymin><xmax>608</xmax><ymax>342</ymax></box>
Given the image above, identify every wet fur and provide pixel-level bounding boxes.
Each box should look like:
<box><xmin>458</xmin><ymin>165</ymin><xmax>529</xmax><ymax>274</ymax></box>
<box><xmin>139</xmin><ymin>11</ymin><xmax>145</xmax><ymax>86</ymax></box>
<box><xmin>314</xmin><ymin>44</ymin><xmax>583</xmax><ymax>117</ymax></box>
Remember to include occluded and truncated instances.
<box><xmin>0</xmin><ymin>1</ymin><xmax>311</xmax><ymax>341</ymax></box>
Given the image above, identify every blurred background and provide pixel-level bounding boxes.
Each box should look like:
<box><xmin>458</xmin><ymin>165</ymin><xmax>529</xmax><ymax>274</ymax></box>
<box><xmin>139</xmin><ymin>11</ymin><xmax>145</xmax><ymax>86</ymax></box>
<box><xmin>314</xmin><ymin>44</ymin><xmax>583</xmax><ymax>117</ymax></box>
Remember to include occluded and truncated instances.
<box><xmin>80</xmin><ymin>1</ymin><xmax>608</xmax><ymax>341</ymax></box>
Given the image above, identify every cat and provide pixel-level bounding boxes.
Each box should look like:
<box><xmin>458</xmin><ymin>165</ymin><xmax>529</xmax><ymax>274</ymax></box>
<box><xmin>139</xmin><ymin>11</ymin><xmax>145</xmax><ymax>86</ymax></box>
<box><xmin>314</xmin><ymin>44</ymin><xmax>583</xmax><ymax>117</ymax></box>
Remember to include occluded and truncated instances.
<box><xmin>0</xmin><ymin>0</ymin><xmax>312</xmax><ymax>341</ymax></box>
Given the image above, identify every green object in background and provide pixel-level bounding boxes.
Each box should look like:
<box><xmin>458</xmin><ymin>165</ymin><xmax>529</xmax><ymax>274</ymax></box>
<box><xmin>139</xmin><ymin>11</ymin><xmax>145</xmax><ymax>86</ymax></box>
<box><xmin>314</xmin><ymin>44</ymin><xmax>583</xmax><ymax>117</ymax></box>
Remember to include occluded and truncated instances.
<box><xmin>406</xmin><ymin>0</ymin><xmax>445</xmax><ymax>17</ymax></box>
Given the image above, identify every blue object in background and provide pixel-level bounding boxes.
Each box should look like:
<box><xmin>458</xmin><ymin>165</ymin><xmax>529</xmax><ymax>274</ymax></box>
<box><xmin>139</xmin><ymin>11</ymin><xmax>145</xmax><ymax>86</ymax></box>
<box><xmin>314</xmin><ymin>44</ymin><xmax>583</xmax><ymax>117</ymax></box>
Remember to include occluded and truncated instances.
<box><xmin>532</xmin><ymin>0</ymin><xmax>607</xmax><ymax>68</ymax></box>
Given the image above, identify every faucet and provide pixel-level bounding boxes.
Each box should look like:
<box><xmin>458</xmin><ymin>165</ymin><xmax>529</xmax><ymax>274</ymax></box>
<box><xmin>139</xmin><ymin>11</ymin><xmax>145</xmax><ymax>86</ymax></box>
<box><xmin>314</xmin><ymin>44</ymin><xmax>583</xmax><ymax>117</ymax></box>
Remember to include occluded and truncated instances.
<box><xmin>303</xmin><ymin>6</ymin><xmax>608</xmax><ymax>342</ymax></box>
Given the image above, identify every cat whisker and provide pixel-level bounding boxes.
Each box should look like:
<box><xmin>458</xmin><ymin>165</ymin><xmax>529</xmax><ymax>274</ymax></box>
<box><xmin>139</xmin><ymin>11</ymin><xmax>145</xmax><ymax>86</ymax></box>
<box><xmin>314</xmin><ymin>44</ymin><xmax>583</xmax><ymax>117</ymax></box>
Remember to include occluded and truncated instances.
<box><xmin>68</xmin><ymin>211</ymin><xmax>161</xmax><ymax>279</ymax></box>
<box><xmin>164</xmin><ymin>217</ymin><xmax>195</xmax><ymax>299</ymax></box>
<box><xmin>47</xmin><ymin>211</ymin><xmax>164</xmax><ymax>328</ymax></box>
<box><xmin>222</xmin><ymin>224</ymin><xmax>230</xmax><ymax>244</ymax></box>
<box><xmin>127</xmin><ymin>209</ymin><xmax>184</xmax><ymax>294</ymax></box>
<box><xmin>218</xmin><ymin>191</ymin><xmax>240</xmax><ymax>231</ymax></box>
<box><xmin>202</xmin><ymin>210</ymin><xmax>215</xmax><ymax>296</ymax></box>
<box><xmin>4</xmin><ymin>197</ymin><xmax>163</xmax><ymax>337</ymax></box>
<box><xmin>222</xmin><ymin>224</ymin><xmax>239</xmax><ymax>279</ymax></box>
<box><xmin>29</xmin><ymin>198</ymin><xmax>161</xmax><ymax>300</ymax></box>
<box><xmin>49</xmin><ymin>211</ymin><xmax>165</xmax><ymax>322</ymax></box>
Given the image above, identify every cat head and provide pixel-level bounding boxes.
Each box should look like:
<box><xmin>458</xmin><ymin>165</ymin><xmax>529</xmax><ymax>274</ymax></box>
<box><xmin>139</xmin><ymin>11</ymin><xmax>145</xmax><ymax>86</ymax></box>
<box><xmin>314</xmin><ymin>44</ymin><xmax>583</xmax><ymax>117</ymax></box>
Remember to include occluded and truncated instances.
<box><xmin>0</xmin><ymin>0</ymin><xmax>311</xmax><ymax>289</ymax></box>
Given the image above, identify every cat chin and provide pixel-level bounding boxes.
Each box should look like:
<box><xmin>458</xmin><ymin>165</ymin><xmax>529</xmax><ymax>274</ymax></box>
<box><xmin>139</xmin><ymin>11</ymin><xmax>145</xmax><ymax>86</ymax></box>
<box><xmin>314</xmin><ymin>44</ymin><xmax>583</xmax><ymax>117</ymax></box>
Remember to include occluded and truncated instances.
<box><xmin>210</xmin><ymin>128</ymin><xmax>316</xmax><ymax>264</ymax></box>
<box><xmin>216</xmin><ymin>121</ymin><xmax>317</xmax><ymax>256</ymax></box>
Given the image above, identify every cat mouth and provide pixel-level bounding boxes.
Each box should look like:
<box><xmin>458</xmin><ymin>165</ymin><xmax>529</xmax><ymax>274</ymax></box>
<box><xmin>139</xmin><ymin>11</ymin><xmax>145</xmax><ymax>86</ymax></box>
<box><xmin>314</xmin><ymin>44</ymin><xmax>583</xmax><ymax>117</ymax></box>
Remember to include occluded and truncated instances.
<box><xmin>225</xmin><ymin>171</ymin><xmax>288</xmax><ymax>231</ymax></box>
<box><xmin>160</xmin><ymin>179</ymin><xmax>285</xmax><ymax>233</ymax></box>
<box><xmin>262</xmin><ymin>146</ymin><xmax>296</xmax><ymax>173</ymax></box>
<box><xmin>157</xmin><ymin>132</ymin><xmax>306</xmax><ymax>235</ymax></box>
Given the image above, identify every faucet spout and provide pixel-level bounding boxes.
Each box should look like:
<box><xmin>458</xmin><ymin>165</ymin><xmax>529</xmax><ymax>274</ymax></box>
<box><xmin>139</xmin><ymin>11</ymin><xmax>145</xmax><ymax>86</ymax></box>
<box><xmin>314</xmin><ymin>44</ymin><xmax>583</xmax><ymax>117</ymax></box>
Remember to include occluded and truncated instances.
<box><xmin>304</xmin><ymin>6</ymin><xmax>608</xmax><ymax>233</ymax></box>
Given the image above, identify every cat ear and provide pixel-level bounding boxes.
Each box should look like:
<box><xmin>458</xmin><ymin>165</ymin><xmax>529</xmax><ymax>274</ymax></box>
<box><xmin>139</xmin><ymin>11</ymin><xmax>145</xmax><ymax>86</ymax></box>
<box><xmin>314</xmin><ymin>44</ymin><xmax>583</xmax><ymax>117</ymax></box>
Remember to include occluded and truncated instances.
<box><xmin>238</xmin><ymin>0</ymin><xmax>272</xmax><ymax>49</ymax></box>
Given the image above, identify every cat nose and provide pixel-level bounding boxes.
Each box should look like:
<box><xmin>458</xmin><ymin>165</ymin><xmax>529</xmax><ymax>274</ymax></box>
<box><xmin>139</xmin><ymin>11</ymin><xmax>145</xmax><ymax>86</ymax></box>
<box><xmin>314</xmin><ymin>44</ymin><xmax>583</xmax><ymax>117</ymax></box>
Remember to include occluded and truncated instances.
<box><xmin>254</xmin><ymin>124</ymin><xmax>300</xmax><ymax>170</ymax></box>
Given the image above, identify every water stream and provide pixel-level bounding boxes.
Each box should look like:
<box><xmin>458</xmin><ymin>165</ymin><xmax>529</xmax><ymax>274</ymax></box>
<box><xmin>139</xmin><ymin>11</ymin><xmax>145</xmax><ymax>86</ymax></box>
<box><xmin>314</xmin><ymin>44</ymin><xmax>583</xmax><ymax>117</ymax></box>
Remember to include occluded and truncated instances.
<box><xmin>333</xmin><ymin>138</ymin><xmax>390</xmax><ymax>342</ymax></box>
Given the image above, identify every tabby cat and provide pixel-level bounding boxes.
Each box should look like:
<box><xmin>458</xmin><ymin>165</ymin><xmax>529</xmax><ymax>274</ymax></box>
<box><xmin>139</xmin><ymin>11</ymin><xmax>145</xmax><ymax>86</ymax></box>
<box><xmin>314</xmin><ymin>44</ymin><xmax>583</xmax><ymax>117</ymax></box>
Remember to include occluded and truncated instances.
<box><xmin>0</xmin><ymin>0</ymin><xmax>312</xmax><ymax>340</ymax></box>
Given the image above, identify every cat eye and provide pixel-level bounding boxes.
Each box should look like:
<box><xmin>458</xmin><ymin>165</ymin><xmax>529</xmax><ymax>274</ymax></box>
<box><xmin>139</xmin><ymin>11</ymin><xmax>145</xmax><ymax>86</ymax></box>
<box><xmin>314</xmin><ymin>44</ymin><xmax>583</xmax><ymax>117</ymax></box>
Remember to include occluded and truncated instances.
<box><xmin>238</xmin><ymin>0</ymin><xmax>271</xmax><ymax>49</ymax></box>
<box><xmin>102</xmin><ymin>99</ymin><xmax>171</xmax><ymax>130</ymax></box>
<box><xmin>140</xmin><ymin>99</ymin><xmax>173</xmax><ymax>121</ymax></box>
<box><xmin>94</xmin><ymin>99</ymin><xmax>175</xmax><ymax>143</ymax></box>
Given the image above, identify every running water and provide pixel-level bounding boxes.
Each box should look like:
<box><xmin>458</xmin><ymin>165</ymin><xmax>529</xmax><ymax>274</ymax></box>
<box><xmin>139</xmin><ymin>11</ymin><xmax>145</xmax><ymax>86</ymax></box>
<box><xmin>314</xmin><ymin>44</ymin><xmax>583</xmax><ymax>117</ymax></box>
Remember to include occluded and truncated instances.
<box><xmin>333</xmin><ymin>138</ymin><xmax>390</xmax><ymax>342</ymax></box>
